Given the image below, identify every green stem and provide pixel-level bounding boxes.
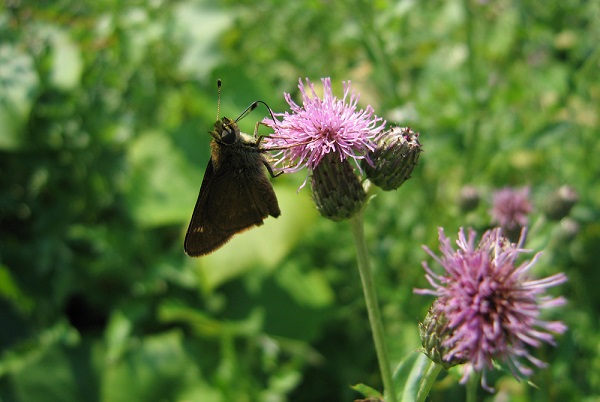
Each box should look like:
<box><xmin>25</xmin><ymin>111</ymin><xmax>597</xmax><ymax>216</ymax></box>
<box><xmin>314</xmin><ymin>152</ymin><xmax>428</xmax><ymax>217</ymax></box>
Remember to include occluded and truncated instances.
<box><xmin>466</xmin><ymin>371</ymin><xmax>479</xmax><ymax>402</ymax></box>
<box><xmin>416</xmin><ymin>361</ymin><xmax>443</xmax><ymax>402</ymax></box>
<box><xmin>350</xmin><ymin>211</ymin><xmax>396</xmax><ymax>402</ymax></box>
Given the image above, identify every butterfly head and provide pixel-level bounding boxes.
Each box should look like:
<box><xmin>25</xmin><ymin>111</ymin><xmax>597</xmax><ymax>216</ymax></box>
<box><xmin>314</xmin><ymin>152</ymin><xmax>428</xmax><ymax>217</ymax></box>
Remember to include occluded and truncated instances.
<box><xmin>211</xmin><ymin>117</ymin><xmax>240</xmax><ymax>145</ymax></box>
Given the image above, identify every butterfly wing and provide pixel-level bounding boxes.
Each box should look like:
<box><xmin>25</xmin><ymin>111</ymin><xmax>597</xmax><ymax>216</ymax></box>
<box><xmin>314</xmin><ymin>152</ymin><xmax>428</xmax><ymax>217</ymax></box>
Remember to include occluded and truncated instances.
<box><xmin>184</xmin><ymin>158</ymin><xmax>280</xmax><ymax>257</ymax></box>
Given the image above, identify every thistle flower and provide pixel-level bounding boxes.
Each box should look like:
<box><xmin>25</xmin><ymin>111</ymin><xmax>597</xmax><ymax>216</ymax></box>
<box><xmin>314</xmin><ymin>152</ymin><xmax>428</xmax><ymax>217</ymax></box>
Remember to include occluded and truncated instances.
<box><xmin>263</xmin><ymin>78</ymin><xmax>384</xmax><ymax>220</ymax></box>
<box><xmin>415</xmin><ymin>227</ymin><xmax>567</xmax><ymax>391</ymax></box>
<box><xmin>490</xmin><ymin>186</ymin><xmax>532</xmax><ymax>240</ymax></box>
<box><xmin>262</xmin><ymin>77</ymin><xmax>386</xmax><ymax>174</ymax></box>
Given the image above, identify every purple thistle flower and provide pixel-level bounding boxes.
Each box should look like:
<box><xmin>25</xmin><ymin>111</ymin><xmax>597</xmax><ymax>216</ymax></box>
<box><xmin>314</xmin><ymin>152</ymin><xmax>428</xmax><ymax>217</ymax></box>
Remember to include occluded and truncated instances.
<box><xmin>490</xmin><ymin>186</ymin><xmax>532</xmax><ymax>231</ymax></box>
<box><xmin>415</xmin><ymin>227</ymin><xmax>567</xmax><ymax>391</ymax></box>
<box><xmin>263</xmin><ymin>77</ymin><xmax>386</xmax><ymax>174</ymax></box>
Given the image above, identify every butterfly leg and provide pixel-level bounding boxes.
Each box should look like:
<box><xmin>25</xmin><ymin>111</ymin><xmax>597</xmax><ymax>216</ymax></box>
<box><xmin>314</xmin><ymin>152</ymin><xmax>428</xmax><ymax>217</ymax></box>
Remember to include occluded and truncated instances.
<box><xmin>254</xmin><ymin>120</ymin><xmax>274</xmax><ymax>142</ymax></box>
<box><xmin>262</xmin><ymin>158</ymin><xmax>283</xmax><ymax>178</ymax></box>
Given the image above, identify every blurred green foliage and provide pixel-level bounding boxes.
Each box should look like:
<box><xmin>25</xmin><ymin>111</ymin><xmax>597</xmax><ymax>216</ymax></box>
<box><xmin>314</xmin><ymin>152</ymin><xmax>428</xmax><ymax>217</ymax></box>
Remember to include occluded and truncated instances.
<box><xmin>1</xmin><ymin>0</ymin><xmax>599</xmax><ymax>401</ymax></box>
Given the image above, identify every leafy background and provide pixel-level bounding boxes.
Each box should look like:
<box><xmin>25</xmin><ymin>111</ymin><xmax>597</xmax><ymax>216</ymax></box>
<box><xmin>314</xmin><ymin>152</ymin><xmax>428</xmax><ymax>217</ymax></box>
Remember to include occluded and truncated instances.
<box><xmin>1</xmin><ymin>0</ymin><xmax>599</xmax><ymax>401</ymax></box>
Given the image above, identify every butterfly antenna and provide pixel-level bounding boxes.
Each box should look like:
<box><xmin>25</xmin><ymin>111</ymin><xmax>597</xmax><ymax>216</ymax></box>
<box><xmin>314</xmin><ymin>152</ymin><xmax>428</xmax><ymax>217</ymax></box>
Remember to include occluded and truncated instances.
<box><xmin>235</xmin><ymin>102</ymin><xmax>259</xmax><ymax>123</ymax></box>
<box><xmin>235</xmin><ymin>100</ymin><xmax>277</xmax><ymax>123</ymax></box>
<box><xmin>255</xmin><ymin>100</ymin><xmax>278</xmax><ymax>123</ymax></box>
<box><xmin>216</xmin><ymin>79</ymin><xmax>222</xmax><ymax>120</ymax></box>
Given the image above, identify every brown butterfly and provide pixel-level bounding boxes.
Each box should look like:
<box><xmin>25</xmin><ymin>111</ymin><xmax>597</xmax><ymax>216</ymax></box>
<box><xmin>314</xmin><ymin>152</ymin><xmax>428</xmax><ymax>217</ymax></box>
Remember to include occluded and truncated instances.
<box><xmin>184</xmin><ymin>80</ymin><xmax>281</xmax><ymax>257</ymax></box>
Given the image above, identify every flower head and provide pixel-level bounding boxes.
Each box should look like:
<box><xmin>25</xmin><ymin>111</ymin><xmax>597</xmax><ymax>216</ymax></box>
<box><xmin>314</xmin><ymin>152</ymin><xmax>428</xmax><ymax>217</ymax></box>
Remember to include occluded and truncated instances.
<box><xmin>263</xmin><ymin>77</ymin><xmax>386</xmax><ymax>173</ymax></box>
<box><xmin>490</xmin><ymin>186</ymin><xmax>532</xmax><ymax>233</ymax></box>
<box><xmin>415</xmin><ymin>227</ymin><xmax>567</xmax><ymax>391</ymax></box>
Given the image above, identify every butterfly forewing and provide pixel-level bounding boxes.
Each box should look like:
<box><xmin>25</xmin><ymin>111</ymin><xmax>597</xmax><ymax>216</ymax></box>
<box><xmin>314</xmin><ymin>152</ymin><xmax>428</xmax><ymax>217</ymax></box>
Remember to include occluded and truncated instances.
<box><xmin>184</xmin><ymin>160</ymin><xmax>222</xmax><ymax>256</ymax></box>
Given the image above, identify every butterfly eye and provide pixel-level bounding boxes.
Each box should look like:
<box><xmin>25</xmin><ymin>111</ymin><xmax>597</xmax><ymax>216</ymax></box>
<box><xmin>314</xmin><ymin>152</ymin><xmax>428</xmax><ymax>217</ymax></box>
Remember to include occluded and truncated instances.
<box><xmin>221</xmin><ymin>124</ymin><xmax>237</xmax><ymax>144</ymax></box>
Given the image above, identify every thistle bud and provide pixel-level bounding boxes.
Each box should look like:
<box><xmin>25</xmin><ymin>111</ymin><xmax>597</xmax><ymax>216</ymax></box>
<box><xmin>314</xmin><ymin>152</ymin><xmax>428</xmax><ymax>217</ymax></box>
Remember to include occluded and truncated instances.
<box><xmin>311</xmin><ymin>153</ymin><xmax>366</xmax><ymax>221</ymax></box>
<box><xmin>458</xmin><ymin>185</ymin><xmax>480</xmax><ymax>212</ymax></box>
<box><xmin>419</xmin><ymin>300</ymin><xmax>467</xmax><ymax>370</ymax></box>
<box><xmin>543</xmin><ymin>185</ymin><xmax>578</xmax><ymax>221</ymax></box>
<box><xmin>362</xmin><ymin>126</ymin><xmax>422</xmax><ymax>191</ymax></box>
<box><xmin>556</xmin><ymin>217</ymin><xmax>580</xmax><ymax>242</ymax></box>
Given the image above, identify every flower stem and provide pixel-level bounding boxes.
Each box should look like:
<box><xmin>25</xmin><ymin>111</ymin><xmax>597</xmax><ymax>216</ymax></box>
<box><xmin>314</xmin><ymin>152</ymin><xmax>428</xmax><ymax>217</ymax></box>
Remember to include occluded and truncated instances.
<box><xmin>466</xmin><ymin>371</ymin><xmax>479</xmax><ymax>402</ymax></box>
<box><xmin>416</xmin><ymin>361</ymin><xmax>443</xmax><ymax>402</ymax></box>
<box><xmin>350</xmin><ymin>211</ymin><xmax>396</xmax><ymax>402</ymax></box>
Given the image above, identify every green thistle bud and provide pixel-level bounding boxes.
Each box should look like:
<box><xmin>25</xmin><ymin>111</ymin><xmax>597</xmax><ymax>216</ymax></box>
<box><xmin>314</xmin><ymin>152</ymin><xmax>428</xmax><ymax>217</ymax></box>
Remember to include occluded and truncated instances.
<box><xmin>419</xmin><ymin>300</ymin><xmax>467</xmax><ymax>370</ymax></box>
<box><xmin>311</xmin><ymin>153</ymin><xmax>366</xmax><ymax>221</ymax></box>
<box><xmin>362</xmin><ymin>126</ymin><xmax>422</xmax><ymax>191</ymax></box>
<box><xmin>543</xmin><ymin>185</ymin><xmax>578</xmax><ymax>221</ymax></box>
<box><xmin>556</xmin><ymin>217</ymin><xmax>580</xmax><ymax>242</ymax></box>
<box><xmin>458</xmin><ymin>185</ymin><xmax>480</xmax><ymax>212</ymax></box>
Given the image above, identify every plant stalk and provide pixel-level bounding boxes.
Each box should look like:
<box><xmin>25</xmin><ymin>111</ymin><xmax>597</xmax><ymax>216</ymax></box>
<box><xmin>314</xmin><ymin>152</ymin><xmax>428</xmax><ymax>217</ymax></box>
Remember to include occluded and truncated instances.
<box><xmin>350</xmin><ymin>211</ymin><xmax>397</xmax><ymax>402</ymax></box>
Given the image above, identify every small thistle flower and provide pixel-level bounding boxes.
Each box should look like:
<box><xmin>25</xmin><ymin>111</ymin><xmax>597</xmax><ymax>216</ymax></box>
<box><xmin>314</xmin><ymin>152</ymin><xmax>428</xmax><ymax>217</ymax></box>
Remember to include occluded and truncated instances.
<box><xmin>415</xmin><ymin>227</ymin><xmax>567</xmax><ymax>391</ymax></box>
<box><xmin>490</xmin><ymin>186</ymin><xmax>532</xmax><ymax>241</ymax></box>
<box><xmin>263</xmin><ymin>77</ymin><xmax>386</xmax><ymax>174</ymax></box>
<box><xmin>362</xmin><ymin>126</ymin><xmax>422</xmax><ymax>191</ymax></box>
<box><xmin>543</xmin><ymin>185</ymin><xmax>578</xmax><ymax>221</ymax></box>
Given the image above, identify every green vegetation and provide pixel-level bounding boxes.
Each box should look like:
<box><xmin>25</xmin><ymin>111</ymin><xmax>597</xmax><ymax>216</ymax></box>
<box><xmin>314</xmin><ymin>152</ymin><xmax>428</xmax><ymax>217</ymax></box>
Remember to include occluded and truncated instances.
<box><xmin>1</xmin><ymin>0</ymin><xmax>599</xmax><ymax>401</ymax></box>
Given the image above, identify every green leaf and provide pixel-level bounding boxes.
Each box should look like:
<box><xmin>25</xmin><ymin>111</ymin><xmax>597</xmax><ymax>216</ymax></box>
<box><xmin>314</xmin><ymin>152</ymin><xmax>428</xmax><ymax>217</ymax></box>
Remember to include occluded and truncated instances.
<box><xmin>0</xmin><ymin>264</ymin><xmax>34</xmax><ymax>314</ymax></box>
<box><xmin>275</xmin><ymin>262</ymin><xmax>334</xmax><ymax>309</ymax></box>
<box><xmin>104</xmin><ymin>310</ymin><xmax>134</xmax><ymax>363</ymax></box>
<box><xmin>0</xmin><ymin>43</ymin><xmax>39</xmax><ymax>150</ymax></box>
<box><xmin>102</xmin><ymin>330</ymin><xmax>208</xmax><ymax>402</ymax></box>
<box><xmin>157</xmin><ymin>299</ymin><xmax>263</xmax><ymax>338</ymax></box>
<box><xmin>11</xmin><ymin>345</ymin><xmax>80</xmax><ymax>402</ymax></box>
<box><xmin>390</xmin><ymin>350</ymin><xmax>426</xmax><ymax>402</ymax></box>
<box><xmin>351</xmin><ymin>382</ymin><xmax>384</xmax><ymax>399</ymax></box>
<box><xmin>173</xmin><ymin>3</ymin><xmax>233</xmax><ymax>81</ymax></box>
<box><xmin>46</xmin><ymin>26</ymin><xmax>83</xmax><ymax>91</ymax></box>
<box><xmin>125</xmin><ymin>129</ymin><xmax>198</xmax><ymax>227</ymax></box>
<box><xmin>0</xmin><ymin>321</ymin><xmax>84</xmax><ymax>401</ymax></box>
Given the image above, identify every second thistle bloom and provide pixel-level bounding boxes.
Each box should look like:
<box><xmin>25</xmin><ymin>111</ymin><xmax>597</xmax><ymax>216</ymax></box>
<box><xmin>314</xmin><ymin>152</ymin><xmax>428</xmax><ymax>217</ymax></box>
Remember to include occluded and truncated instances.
<box><xmin>490</xmin><ymin>186</ymin><xmax>532</xmax><ymax>239</ymax></box>
<box><xmin>415</xmin><ymin>227</ymin><xmax>567</xmax><ymax>391</ymax></box>
<box><xmin>263</xmin><ymin>77</ymin><xmax>386</xmax><ymax>173</ymax></box>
